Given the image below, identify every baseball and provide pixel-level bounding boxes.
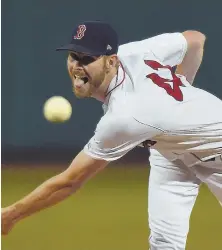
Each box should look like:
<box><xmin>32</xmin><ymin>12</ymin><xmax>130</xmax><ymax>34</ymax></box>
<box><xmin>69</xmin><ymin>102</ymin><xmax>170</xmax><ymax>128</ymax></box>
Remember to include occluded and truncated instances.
<box><xmin>43</xmin><ymin>96</ymin><xmax>72</xmax><ymax>123</ymax></box>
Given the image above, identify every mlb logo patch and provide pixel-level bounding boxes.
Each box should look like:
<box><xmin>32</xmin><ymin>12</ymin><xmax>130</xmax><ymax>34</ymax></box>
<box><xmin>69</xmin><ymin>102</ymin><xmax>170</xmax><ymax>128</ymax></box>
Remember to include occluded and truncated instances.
<box><xmin>107</xmin><ymin>44</ymin><xmax>112</xmax><ymax>50</ymax></box>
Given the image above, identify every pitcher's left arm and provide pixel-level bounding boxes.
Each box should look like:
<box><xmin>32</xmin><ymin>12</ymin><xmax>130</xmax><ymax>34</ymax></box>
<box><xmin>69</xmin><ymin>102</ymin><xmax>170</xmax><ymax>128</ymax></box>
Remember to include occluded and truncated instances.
<box><xmin>2</xmin><ymin>151</ymin><xmax>108</xmax><ymax>235</ymax></box>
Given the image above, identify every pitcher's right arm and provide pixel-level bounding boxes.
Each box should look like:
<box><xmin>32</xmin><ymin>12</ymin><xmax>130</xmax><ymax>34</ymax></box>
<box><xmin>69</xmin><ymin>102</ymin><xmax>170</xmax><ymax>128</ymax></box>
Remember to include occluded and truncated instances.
<box><xmin>175</xmin><ymin>31</ymin><xmax>206</xmax><ymax>84</ymax></box>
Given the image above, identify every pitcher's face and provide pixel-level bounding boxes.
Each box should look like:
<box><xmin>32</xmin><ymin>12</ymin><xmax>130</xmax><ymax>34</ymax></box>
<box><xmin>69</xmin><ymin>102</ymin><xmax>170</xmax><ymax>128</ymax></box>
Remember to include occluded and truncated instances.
<box><xmin>67</xmin><ymin>52</ymin><xmax>107</xmax><ymax>98</ymax></box>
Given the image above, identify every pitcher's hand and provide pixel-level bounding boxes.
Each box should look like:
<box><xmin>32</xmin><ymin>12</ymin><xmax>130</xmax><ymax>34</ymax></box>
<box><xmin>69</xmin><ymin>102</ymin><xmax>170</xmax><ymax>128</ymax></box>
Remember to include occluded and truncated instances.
<box><xmin>1</xmin><ymin>207</ymin><xmax>17</xmax><ymax>235</ymax></box>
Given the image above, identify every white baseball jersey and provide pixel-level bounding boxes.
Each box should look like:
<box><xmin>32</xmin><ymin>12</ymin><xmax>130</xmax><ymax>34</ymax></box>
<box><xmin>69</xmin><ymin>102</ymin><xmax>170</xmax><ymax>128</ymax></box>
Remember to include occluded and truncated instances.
<box><xmin>84</xmin><ymin>33</ymin><xmax>222</xmax><ymax>164</ymax></box>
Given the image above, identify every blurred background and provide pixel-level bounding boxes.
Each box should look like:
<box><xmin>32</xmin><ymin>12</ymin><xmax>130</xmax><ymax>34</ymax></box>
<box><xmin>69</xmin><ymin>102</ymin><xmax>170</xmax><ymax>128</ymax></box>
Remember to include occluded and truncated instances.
<box><xmin>2</xmin><ymin>0</ymin><xmax>222</xmax><ymax>249</ymax></box>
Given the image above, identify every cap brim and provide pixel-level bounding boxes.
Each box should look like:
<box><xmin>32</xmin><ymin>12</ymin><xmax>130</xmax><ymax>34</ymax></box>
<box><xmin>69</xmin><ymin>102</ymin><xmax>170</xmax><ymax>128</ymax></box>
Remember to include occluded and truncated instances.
<box><xmin>56</xmin><ymin>44</ymin><xmax>102</xmax><ymax>56</ymax></box>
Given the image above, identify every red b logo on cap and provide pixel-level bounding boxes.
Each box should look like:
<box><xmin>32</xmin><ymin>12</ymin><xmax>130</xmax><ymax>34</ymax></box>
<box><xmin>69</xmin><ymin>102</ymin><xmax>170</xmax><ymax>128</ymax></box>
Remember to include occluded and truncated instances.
<box><xmin>74</xmin><ymin>25</ymin><xmax>86</xmax><ymax>40</ymax></box>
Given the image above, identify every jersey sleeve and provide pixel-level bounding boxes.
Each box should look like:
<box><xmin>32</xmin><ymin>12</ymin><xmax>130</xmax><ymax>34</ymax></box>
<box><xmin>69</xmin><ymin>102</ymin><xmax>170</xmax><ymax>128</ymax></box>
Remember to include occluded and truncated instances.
<box><xmin>83</xmin><ymin>114</ymin><xmax>161</xmax><ymax>161</ymax></box>
<box><xmin>118</xmin><ymin>33</ymin><xmax>187</xmax><ymax>67</ymax></box>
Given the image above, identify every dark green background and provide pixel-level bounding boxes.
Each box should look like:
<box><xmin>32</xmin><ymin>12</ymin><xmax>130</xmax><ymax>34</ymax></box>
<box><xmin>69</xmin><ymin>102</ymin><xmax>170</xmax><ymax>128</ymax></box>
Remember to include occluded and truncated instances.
<box><xmin>2</xmin><ymin>0</ymin><xmax>222</xmax><ymax>154</ymax></box>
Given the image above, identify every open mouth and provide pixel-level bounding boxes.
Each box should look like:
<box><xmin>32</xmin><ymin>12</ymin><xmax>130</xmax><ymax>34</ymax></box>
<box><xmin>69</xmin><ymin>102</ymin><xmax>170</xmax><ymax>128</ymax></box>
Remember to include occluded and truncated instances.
<box><xmin>74</xmin><ymin>75</ymin><xmax>89</xmax><ymax>84</ymax></box>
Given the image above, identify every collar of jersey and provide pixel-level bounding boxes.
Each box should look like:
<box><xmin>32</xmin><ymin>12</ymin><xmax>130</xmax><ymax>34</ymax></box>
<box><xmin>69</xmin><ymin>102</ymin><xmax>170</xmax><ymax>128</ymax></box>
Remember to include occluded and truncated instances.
<box><xmin>104</xmin><ymin>62</ymin><xmax>125</xmax><ymax>104</ymax></box>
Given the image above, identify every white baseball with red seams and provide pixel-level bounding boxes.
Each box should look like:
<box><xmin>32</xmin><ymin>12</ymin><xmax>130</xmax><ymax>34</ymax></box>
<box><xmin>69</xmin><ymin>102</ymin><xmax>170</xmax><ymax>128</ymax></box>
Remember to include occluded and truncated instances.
<box><xmin>43</xmin><ymin>96</ymin><xmax>72</xmax><ymax>123</ymax></box>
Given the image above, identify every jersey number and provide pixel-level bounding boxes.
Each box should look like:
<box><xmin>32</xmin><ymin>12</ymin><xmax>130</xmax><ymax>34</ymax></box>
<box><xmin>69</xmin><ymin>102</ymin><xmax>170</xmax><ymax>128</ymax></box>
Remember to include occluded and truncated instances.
<box><xmin>145</xmin><ymin>60</ymin><xmax>184</xmax><ymax>101</ymax></box>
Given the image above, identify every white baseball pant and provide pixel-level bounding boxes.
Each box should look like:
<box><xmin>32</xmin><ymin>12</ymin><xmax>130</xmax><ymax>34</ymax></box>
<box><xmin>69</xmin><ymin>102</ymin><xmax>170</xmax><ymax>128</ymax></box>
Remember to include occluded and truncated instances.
<box><xmin>148</xmin><ymin>149</ymin><xmax>222</xmax><ymax>250</ymax></box>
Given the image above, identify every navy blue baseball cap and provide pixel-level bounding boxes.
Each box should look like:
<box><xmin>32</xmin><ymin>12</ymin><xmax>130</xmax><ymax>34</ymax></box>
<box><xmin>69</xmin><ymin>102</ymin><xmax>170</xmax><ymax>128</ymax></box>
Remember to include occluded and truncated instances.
<box><xmin>56</xmin><ymin>20</ymin><xmax>119</xmax><ymax>56</ymax></box>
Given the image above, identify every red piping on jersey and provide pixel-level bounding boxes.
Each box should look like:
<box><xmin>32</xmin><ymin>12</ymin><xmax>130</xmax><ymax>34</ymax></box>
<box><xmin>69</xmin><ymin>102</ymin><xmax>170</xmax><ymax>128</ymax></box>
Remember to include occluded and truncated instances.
<box><xmin>105</xmin><ymin>61</ymin><xmax>126</xmax><ymax>97</ymax></box>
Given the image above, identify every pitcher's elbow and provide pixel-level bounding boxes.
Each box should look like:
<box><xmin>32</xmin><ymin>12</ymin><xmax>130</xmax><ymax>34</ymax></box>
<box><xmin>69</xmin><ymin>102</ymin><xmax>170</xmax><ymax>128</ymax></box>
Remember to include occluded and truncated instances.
<box><xmin>182</xmin><ymin>30</ymin><xmax>206</xmax><ymax>49</ymax></box>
